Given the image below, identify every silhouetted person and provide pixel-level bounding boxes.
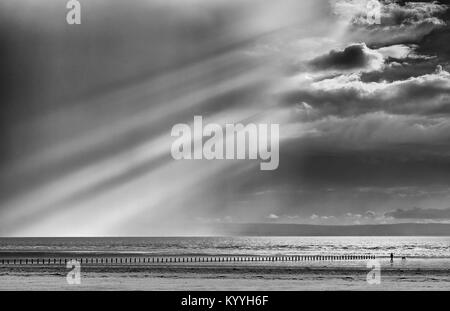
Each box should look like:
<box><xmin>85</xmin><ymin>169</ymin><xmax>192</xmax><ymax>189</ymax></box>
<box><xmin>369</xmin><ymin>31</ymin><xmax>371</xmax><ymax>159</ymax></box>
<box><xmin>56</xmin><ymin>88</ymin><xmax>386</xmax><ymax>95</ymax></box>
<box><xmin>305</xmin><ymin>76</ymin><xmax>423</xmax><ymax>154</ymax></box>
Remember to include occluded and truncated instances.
<box><xmin>390</xmin><ymin>253</ymin><xmax>394</xmax><ymax>263</ymax></box>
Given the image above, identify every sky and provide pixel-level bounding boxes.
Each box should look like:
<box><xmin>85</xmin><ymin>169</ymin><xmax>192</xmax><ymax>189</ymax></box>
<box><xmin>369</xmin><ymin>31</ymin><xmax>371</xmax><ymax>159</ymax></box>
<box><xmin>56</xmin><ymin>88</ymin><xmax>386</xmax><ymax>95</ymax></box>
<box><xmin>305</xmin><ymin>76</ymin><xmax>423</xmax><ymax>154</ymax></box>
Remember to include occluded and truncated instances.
<box><xmin>1</xmin><ymin>0</ymin><xmax>450</xmax><ymax>236</ymax></box>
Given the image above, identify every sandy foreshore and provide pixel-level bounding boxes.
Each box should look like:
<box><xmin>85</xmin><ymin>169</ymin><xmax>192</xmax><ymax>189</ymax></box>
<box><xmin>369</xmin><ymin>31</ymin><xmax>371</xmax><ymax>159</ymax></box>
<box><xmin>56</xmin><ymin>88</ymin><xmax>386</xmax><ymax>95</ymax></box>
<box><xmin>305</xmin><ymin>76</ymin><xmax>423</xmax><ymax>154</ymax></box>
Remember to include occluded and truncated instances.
<box><xmin>1</xmin><ymin>259</ymin><xmax>450</xmax><ymax>290</ymax></box>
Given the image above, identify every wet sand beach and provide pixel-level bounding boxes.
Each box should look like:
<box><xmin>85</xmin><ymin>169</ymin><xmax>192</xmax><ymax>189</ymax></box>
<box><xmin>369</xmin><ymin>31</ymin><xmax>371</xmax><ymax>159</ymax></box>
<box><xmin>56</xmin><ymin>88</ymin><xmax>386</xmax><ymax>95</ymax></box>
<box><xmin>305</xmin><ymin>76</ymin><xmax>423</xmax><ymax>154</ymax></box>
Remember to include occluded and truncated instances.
<box><xmin>1</xmin><ymin>257</ymin><xmax>449</xmax><ymax>290</ymax></box>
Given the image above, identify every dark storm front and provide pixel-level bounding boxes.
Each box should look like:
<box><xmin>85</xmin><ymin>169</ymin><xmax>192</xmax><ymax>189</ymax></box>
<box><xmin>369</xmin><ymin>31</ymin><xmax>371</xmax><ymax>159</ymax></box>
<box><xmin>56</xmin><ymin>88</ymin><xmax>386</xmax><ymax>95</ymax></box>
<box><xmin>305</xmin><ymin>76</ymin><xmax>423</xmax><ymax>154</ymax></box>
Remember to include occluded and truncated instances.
<box><xmin>2</xmin><ymin>0</ymin><xmax>450</xmax><ymax>237</ymax></box>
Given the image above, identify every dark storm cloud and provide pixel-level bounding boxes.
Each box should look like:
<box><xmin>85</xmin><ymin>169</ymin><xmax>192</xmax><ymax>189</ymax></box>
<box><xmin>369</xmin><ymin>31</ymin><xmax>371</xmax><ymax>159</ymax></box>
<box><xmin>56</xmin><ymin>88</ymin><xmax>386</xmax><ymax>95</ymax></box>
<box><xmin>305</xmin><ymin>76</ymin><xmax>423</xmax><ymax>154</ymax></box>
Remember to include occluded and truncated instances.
<box><xmin>350</xmin><ymin>20</ymin><xmax>445</xmax><ymax>47</ymax></box>
<box><xmin>309</xmin><ymin>43</ymin><xmax>383</xmax><ymax>71</ymax></box>
<box><xmin>385</xmin><ymin>207</ymin><xmax>450</xmax><ymax>219</ymax></box>
<box><xmin>374</xmin><ymin>1</ymin><xmax>447</xmax><ymax>27</ymax></box>
<box><xmin>360</xmin><ymin>58</ymin><xmax>440</xmax><ymax>82</ymax></box>
<box><xmin>282</xmin><ymin>66</ymin><xmax>450</xmax><ymax>117</ymax></box>
<box><xmin>416</xmin><ymin>27</ymin><xmax>450</xmax><ymax>61</ymax></box>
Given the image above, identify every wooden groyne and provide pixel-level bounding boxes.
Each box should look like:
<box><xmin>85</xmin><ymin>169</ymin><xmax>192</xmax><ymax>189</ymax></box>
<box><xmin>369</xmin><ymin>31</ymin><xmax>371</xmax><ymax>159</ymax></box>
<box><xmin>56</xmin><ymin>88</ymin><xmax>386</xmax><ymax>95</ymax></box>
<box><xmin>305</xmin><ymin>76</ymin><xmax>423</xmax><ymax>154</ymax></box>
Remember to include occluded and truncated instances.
<box><xmin>0</xmin><ymin>254</ymin><xmax>377</xmax><ymax>266</ymax></box>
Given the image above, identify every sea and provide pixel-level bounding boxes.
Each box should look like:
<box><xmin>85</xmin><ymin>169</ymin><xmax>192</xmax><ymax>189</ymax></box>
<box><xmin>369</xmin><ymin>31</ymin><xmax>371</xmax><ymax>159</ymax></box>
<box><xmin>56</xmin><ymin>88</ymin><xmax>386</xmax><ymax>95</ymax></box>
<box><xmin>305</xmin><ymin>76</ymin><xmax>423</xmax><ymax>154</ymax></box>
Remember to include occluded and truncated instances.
<box><xmin>0</xmin><ymin>236</ymin><xmax>449</xmax><ymax>258</ymax></box>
